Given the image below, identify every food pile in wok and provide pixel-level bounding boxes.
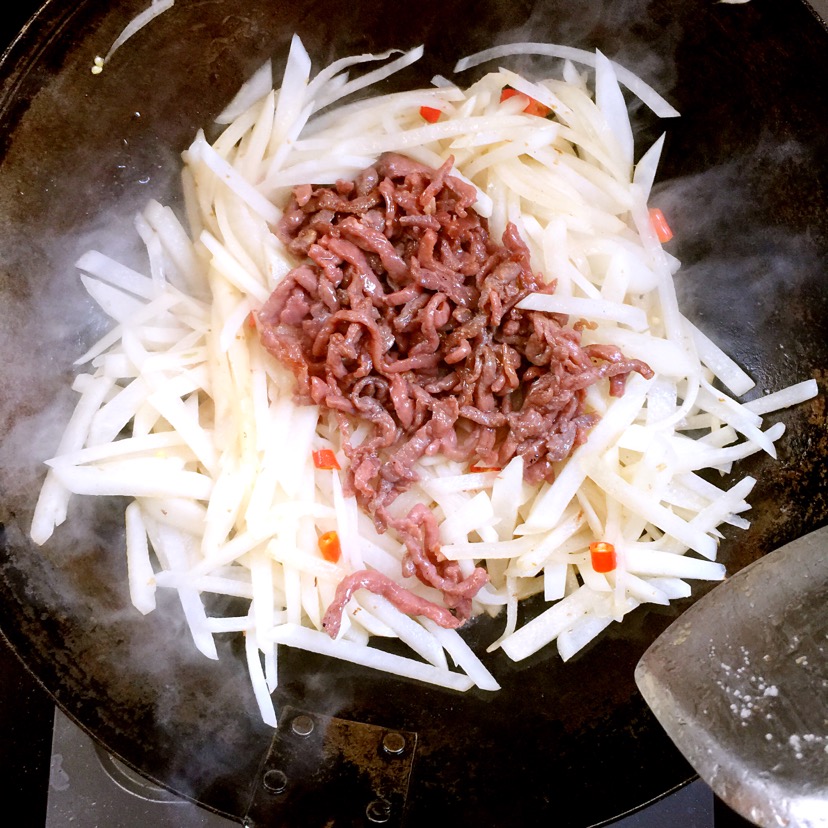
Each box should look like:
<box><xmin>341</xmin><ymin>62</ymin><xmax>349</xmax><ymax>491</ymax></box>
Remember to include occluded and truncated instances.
<box><xmin>30</xmin><ymin>34</ymin><xmax>816</xmax><ymax>726</ymax></box>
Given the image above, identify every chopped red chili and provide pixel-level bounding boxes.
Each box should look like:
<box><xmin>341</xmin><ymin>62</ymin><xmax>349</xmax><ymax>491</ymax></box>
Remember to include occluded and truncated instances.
<box><xmin>500</xmin><ymin>86</ymin><xmax>552</xmax><ymax>118</ymax></box>
<box><xmin>419</xmin><ymin>105</ymin><xmax>442</xmax><ymax>123</ymax></box>
<box><xmin>649</xmin><ymin>207</ymin><xmax>673</xmax><ymax>242</ymax></box>
<box><xmin>312</xmin><ymin>448</ymin><xmax>340</xmax><ymax>470</ymax></box>
<box><xmin>590</xmin><ymin>541</ymin><xmax>617</xmax><ymax>573</ymax></box>
<box><xmin>318</xmin><ymin>530</ymin><xmax>342</xmax><ymax>563</ymax></box>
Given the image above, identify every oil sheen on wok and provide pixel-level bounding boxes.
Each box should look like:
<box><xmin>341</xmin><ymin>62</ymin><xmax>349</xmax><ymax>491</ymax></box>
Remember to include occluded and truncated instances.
<box><xmin>29</xmin><ymin>35</ymin><xmax>818</xmax><ymax>727</ymax></box>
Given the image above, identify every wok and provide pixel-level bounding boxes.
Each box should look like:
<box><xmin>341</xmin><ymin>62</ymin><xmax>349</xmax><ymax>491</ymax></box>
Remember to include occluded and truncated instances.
<box><xmin>0</xmin><ymin>0</ymin><xmax>826</xmax><ymax>825</ymax></box>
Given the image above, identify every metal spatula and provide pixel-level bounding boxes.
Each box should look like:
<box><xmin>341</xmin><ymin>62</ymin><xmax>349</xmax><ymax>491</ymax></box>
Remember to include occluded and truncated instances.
<box><xmin>635</xmin><ymin>525</ymin><xmax>828</xmax><ymax>828</ymax></box>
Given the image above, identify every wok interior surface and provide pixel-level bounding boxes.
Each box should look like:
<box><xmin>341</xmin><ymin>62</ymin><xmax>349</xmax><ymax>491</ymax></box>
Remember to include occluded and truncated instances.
<box><xmin>0</xmin><ymin>0</ymin><xmax>826</xmax><ymax>824</ymax></box>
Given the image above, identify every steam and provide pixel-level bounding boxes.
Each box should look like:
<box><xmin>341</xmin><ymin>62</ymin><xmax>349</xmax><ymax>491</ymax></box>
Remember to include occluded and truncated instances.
<box><xmin>0</xmin><ymin>158</ymin><xmax>271</xmax><ymax>802</ymax></box>
<box><xmin>654</xmin><ymin>136</ymin><xmax>824</xmax><ymax>389</ymax></box>
<box><xmin>455</xmin><ymin>0</ymin><xmax>683</xmax><ymax>120</ymax></box>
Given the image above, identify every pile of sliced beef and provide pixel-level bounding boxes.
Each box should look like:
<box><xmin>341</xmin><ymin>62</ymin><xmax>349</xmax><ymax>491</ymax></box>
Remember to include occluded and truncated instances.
<box><xmin>257</xmin><ymin>152</ymin><xmax>652</xmax><ymax>636</ymax></box>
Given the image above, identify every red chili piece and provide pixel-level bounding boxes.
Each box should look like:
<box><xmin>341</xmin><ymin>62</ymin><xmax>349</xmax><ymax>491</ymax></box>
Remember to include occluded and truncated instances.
<box><xmin>649</xmin><ymin>207</ymin><xmax>673</xmax><ymax>242</ymax></box>
<box><xmin>419</xmin><ymin>105</ymin><xmax>442</xmax><ymax>123</ymax></box>
<box><xmin>312</xmin><ymin>448</ymin><xmax>341</xmax><ymax>470</ymax></box>
<box><xmin>590</xmin><ymin>541</ymin><xmax>617</xmax><ymax>573</ymax></box>
<box><xmin>500</xmin><ymin>87</ymin><xmax>552</xmax><ymax>118</ymax></box>
<box><xmin>318</xmin><ymin>530</ymin><xmax>342</xmax><ymax>563</ymax></box>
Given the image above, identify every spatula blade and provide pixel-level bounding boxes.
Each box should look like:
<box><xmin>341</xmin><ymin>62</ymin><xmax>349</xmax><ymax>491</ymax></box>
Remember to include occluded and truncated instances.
<box><xmin>635</xmin><ymin>525</ymin><xmax>828</xmax><ymax>828</ymax></box>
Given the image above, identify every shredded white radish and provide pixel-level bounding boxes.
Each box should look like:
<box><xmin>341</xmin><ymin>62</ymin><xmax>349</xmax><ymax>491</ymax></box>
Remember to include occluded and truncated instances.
<box><xmin>453</xmin><ymin>43</ymin><xmax>680</xmax><ymax>118</ymax></box>
<box><xmin>270</xmin><ymin>624</ymin><xmax>474</xmax><ymax>691</ymax></box>
<box><xmin>34</xmin><ymin>36</ymin><xmax>817</xmax><ymax>726</ymax></box>
<box><xmin>216</xmin><ymin>60</ymin><xmax>273</xmax><ymax>125</ymax></box>
<box><xmin>744</xmin><ymin>378</ymin><xmax>818</xmax><ymax>415</ymax></box>
<box><xmin>124</xmin><ymin>501</ymin><xmax>156</xmax><ymax>614</ymax></box>
<box><xmin>91</xmin><ymin>0</ymin><xmax>175</xmax><ymax>74</ymax></box>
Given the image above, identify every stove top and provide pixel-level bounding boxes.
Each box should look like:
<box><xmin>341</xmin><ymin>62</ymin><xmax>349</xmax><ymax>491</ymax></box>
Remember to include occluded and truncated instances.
<box><xmin>45</xmin><ymin>706</ymin><xmax>716</xmax><ymax>828</ymax></box>
<box><xmin>2</xmin><ymin>628</ymin><xmax>753</xmax><ymax>828</ymax></box>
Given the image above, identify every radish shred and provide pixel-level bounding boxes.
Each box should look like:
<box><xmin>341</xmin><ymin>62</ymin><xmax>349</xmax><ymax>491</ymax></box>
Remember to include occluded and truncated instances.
<box><xmin>34</xmin><ymin>35</ymin><xmax>817</xmax><ymax>726</ymax></box>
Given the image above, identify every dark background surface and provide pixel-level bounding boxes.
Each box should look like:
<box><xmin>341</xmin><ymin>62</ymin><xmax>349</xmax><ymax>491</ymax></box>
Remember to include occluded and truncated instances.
<box><xmin>0</xmin><ymin>633</ymin><xmax>52</xmax><ymax>828</ymax></box>
<box><xmin>0</xmin><ymin>7</ymin><xmax>57</xmax><ymax>828</ymax></box>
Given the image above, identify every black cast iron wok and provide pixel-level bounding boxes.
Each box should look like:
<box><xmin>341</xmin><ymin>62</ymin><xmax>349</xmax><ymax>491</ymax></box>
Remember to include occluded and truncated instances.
<box><xmin>0</xmin><ymin>0</ymin><xmax>826</xmax><ymax>825</ymax></box>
